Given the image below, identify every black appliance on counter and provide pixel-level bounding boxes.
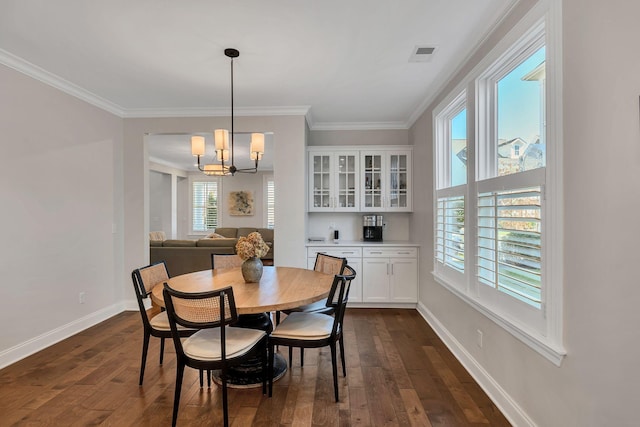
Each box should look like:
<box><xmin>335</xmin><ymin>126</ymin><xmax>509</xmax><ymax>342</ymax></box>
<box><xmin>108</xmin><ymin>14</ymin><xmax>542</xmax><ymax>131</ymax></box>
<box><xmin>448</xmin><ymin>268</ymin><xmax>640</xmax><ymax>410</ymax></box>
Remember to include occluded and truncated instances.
<box><xmin>363</xmin><ymin>215</ymin><xmax>383</xmax><ymax>241</ymax></box>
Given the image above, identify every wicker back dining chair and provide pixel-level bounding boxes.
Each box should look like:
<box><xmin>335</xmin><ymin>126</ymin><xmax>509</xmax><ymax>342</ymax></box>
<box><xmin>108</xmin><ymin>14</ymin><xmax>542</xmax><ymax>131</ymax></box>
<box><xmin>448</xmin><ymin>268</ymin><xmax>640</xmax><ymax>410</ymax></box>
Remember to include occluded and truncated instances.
<box><xmin>211</xmin><ymin>254</ymin><xmax>244</xmax><ymax>270</ymax></box>
<box><xmin>131</xmin><ymin>262</ymin><xmax>194</xmax><ymax>385</ymax></box>
<box><xmin>276</xmin><ymin>253</ymin><xmax>346</xmax><ymax>322</ymax></box>
<box><xmin>268</xmin><ymin>265</ymin><xmax>356</xmax><ymax>402</ymax></box>
<box><xmin>275</xmin><ymin>253</ymin><xmax>347</xmax><ymax>364</ymax></box>
<box><xmin>163</xmin><ymin>284</ymin><xmax>268</xmax><ymax>427</ymax></box>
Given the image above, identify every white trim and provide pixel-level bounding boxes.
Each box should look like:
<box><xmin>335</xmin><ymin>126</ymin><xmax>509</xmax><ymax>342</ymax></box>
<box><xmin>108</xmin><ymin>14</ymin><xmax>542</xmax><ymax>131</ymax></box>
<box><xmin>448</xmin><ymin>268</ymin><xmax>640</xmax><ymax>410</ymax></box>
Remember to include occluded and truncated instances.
<box><xmin>122</xmin><ymin>105</ymin><xmax>311</xmax><ymax>119</ymax></box>
<box><xmin>544</xmin><ymin>0</ymin><xmax>564</xmax><ymax>351</ymax></box>
<box><xmin>416</xmin><ymin>302</ymin><xmax>537</xmax><ymax>427</ymax></box>
<box><xmin>310</xmin><ymin>121</ymin><xmax>409</xmax><ymax>131</ymax></box>
<box><xmin>0</xmin><ymin>303</ymin><xmax>126</xmax><ymax>370</ymax></box>
<box><xmin>0</xmin><ymin>48</ymin><xmax>125</xmax><ymax>117</ymax></box>
<box><xmin>433</xmin><ymin>272</ymin><xmax>565</xmax><ymax>366</ymax></box>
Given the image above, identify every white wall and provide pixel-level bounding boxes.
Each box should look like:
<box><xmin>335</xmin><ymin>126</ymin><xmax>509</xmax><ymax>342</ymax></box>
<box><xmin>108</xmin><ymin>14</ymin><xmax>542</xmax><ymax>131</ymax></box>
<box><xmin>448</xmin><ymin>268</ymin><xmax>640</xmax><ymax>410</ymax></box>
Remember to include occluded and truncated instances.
<box><xmin>149</xmin><ymin>170</ymin><xmax>171</xmax><ymax>235</ymax></box>
<box><xmin>411</xmin><ymin>0</ymin><xmax>640</xmax><ymax>426</ymax></box>
<box><xmin>0</xmin><ymin>64</ymin><xmax>124</xmax><ymax>368</ymax></box>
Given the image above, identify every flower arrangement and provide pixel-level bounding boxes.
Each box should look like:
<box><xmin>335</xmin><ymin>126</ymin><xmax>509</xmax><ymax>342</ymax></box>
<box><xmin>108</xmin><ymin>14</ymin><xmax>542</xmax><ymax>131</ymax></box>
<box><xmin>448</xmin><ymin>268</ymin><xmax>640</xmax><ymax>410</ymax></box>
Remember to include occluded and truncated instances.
<box><xmin>235</xmin><ymin>231</ymin><xmax>270</xmax><ymax>260</ymax></box>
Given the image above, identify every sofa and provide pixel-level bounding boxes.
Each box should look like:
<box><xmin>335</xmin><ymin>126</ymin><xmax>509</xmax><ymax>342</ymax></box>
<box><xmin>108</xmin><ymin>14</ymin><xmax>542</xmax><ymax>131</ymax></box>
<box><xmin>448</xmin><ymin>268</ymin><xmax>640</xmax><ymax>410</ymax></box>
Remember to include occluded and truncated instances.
<box><xmin>150</xmin><ymin>227</ymin><xmax>274</xmax><ymax>276</ymax></box>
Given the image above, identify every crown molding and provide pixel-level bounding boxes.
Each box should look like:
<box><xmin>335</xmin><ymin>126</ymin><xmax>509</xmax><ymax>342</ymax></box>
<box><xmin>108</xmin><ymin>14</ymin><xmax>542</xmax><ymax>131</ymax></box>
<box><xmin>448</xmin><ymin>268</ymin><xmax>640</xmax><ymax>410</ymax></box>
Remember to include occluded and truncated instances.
<box><xmin>122</xmin><ymin>105</ymin><xmax>311</xmax><ymax>119</ymax></box>
<box><xmin>0</xmin><ymin>48</ymin><xmax>125</xmax><ymax>117</ymax></box>
<box><xmin>310</xmin><ymin>121</ymin><xmax>410</xmax><ymax>131</ymax></box>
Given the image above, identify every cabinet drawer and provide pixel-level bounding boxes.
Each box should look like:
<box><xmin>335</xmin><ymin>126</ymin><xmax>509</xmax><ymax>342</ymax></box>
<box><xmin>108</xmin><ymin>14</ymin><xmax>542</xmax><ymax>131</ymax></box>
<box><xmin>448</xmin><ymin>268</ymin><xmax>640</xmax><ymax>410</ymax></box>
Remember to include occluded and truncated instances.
<box><xmin>363</xmin><ymin>247</ymin><xmax>417</xmax><ymax>258</ymax></box>
<box><xmin>307</xmin><ymin>246</ymin><xmax>362</xmax><ymax>259</ymax></box>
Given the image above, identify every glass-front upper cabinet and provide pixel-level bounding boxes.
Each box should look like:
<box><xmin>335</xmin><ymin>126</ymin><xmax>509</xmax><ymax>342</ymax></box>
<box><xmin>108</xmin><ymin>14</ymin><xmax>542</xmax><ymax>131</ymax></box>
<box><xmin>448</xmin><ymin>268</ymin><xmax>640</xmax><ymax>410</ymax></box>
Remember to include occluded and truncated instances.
<box><xmin>362</xmin><ymin>153</ymin><xmax>384</xmax><ymax>210</ymax></box>
<box><xmin>360</xmin><ymin>149</ymin><xmax>412</xmax><ymax>212</ymax></box>
<box><xmin>308</xmin><ymin>151</ymin><xmax>359</xmax><ymax>212</ymax></box>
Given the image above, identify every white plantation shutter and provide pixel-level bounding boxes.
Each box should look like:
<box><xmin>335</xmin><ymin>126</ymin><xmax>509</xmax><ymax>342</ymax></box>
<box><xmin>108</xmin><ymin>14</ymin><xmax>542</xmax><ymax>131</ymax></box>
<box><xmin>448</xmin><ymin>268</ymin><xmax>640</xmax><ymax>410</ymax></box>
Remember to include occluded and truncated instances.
<box><xmin>436</xmin><ymin>195</ymin><xmax>465</xmax><ymax>273</ymax></box>
<box><xmin>477</xmin><ymin>187</ymin><xmax>542</xmax><ymax>308</ymax></box>
<box><xmin>266</xmin><ymin>177</ymin><xmax>275</xmax><ymax>228</ymax></box>
<box><xmin>192</xmin><ymin>180</ymin><xmax>219</xmax><ymax>232</ymax></box>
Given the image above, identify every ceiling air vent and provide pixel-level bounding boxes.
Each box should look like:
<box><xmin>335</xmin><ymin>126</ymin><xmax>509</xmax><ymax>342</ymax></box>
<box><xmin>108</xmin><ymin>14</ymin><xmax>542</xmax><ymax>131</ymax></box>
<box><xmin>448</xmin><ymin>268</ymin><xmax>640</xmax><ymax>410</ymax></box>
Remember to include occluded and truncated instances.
<box><xmin>409</xmin><ymin>46</ymin><xmax>436</xmax><ymax>63</ymax></box>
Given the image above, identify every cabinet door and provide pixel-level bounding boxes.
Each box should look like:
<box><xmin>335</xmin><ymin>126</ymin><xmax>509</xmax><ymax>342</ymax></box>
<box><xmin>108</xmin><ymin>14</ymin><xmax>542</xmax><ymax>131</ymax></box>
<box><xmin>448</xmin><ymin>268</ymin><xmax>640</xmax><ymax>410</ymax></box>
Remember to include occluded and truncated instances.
<box><xmin>390</xmin><ymin>258</ymin><xmax>418</xmax><ymax>302</ymax></box>
<box><xmin>387</xmin><ymin>152</ymin><xmax>411</xmax><ymax>211</ymax></box>
<box><xmin>334</xmin><ymin>152</ymin><xmax>359</xmax><ymax>211</ymax></box>
<box><xmin>345</xmin><ymin>259</ymin><xmax>362</xmax><ymax>303</ymax></box>
<box><xmin>362</xmin><ymin>258</ymin><xmax>389</xmax><ymax>302</ymax></box>
<box><xmin>309</xmin><ymin>152</ymin><xmax>333</xmax><ymax>211</ymax></box>
<box><xmin>361</xmin><ymin>152</ymin><xmax>384</xmax><ymax>211</ymax></box>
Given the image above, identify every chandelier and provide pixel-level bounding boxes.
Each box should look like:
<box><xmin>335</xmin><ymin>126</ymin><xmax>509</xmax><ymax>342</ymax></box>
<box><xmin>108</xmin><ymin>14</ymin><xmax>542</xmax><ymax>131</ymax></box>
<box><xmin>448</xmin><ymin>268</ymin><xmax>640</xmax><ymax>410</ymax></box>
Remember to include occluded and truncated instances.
<box><xmin>191</xmin><ymin>48</ymin><xmax>264</xmax><ymax>176</ymax></box>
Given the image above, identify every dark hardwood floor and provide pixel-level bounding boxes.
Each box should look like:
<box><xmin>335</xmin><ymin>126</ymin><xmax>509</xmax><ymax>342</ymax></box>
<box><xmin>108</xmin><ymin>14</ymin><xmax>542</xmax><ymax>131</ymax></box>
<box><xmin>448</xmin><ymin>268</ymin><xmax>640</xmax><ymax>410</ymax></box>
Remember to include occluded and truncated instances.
<box><xmin>0</xmin><ymin>308</ymin><xmax>510</xmax><ymax>426</ymax></box>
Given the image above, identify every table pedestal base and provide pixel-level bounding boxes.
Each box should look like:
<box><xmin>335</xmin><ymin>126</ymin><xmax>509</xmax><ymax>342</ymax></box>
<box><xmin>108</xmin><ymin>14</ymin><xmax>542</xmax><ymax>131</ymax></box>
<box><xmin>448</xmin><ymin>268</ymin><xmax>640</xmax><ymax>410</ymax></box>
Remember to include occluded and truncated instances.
<box><xmin>211</xmin><ymin>353</ymin><xmax>286</xmax><ymax>389</ymax></box>
<box><xmin>211</xmin><ymin>312</ymin><xmax>285</xmax><ymax>389</ymax></box>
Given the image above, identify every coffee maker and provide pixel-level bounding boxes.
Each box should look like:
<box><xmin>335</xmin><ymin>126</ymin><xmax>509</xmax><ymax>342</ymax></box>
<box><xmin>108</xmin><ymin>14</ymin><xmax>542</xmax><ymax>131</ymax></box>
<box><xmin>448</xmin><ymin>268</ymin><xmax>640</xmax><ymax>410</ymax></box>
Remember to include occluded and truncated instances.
<box><xmin>363</xmin><ymin>215</ymin><xmax>383</xmax><ymax>241</ymax></box>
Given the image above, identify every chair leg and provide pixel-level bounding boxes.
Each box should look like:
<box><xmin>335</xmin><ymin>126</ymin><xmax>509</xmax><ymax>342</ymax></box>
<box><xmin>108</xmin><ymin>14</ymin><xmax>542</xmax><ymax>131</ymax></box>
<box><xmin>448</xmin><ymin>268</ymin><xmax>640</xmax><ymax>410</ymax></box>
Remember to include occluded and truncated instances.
<box><xmin>207</xmin><ymin>370</ymin><xmax>211</xmax><ymax>388</ymax></box>
<box><xmin>288</xmin><ymin>346</ymin><xmax>293</xmax><ymax>366</ymax></box>
<box><xmin>172</xmin><ymin>363</ymin><xmax>185</xmax><ymax>427</ymax></box>
<box><xmin>330</xmin><ymin>342</ymin><xmax>339</xmax><ymax>402</ymax></box>
<box><xmin>159</xmin><ymin>337</ymin><xmax>165</xmax><ymax>365</ymax></box>
<box><xmin>139</xmin><ymin>331</ymin><xmax>150</xmax><ymax>385</ymax></box>
<box><xmin>300</xmin><ymin>348</ymin><xmax>305</xmax><ymax>367</ymax></box>
<box><xmin>222</xmin><ymin>372</ymin><xmax>229</xmax><ymax>427</ymax></box>
<box><xmin>339</xmin><ymin>335</ymin><xmax>347</xmax><ymax>377</ymax></box>
<box><xmin>262</xmin><ymin>343</ymin><xmax>268</xmax><ymax>395</ymax></box>
<box><xmin>268</xmin><ymin>343</ymin><xmax>275</xmax><ymax>397</ymax></box>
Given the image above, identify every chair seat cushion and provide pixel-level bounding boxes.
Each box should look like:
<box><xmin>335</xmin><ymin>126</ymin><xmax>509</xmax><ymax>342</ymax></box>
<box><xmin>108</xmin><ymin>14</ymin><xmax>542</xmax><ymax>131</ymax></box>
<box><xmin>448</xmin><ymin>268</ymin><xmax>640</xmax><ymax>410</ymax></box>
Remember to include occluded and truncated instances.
<box><xmin>270</xmin><ymin>312</ymin><xmax>333</xmax><ymax>340</ymax></box>
<box><xmin>183</xmin><ymin>327</ymin><xmax>266</xmax><ymax>361</ymax></box>
<box><xmin>150</xmin><ymin>311</ymin><xmax>189</xmax><ymax>331</ymax></box>
<box><xmin>285</xmin><ymin>299</ymin><xmax>333</xmax><ymax>314</ymax></box>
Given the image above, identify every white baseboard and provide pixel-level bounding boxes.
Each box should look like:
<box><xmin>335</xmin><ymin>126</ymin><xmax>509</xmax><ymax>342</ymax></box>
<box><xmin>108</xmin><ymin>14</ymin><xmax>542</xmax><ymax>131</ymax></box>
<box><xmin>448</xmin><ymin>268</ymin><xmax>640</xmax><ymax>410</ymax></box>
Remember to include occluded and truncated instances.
<box><xmin>0</xmin><ymin>302</ymin><xmax>126</xmax><ymax>370</ymax></box>
<box><xmin>416</xmin><ymin>302</ymin><xmax>536</xmax><ymax>427</ymax></box>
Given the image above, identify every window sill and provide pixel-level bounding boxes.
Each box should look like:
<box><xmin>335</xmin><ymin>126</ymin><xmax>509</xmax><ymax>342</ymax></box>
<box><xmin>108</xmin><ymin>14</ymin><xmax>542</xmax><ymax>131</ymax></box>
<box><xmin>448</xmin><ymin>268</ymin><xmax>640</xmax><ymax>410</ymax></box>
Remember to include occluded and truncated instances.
<box><xmin>432</xmin><ymin>272</ymin><xmax>566</xmax><ymax>367</ymax></box>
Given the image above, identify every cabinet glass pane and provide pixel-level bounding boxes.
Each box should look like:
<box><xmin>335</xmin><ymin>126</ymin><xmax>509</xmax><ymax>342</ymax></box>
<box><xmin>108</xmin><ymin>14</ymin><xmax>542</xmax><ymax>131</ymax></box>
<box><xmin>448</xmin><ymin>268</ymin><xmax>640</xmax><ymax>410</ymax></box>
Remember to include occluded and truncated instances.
<box><xmin>336</xmin><ymin>154</ymin><xmax>356</xmax><ymax>208</ymax></box>
<box><xmin>312</xmin><ymin>154</ymin><xmax>332</xmax><ymax>208</ymax></box>
<box><xmin>388</xmin><ymin>154</ymin><xmax>408</xmax><ymax>208</ymax></box>
<box><xmin>364</xmin><ymin>154</ymin><xmax>383</xmax><ymax>208</ymax></box>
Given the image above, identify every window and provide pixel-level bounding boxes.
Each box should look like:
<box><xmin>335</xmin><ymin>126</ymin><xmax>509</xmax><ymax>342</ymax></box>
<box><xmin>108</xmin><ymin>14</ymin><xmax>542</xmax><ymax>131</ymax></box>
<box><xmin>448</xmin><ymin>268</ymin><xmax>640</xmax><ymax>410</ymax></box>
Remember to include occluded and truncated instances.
<box><xmin>476</xmin><ymin>29</ymin><xmax>545</xmax><ymax>311</ymax></box>
<box><xmin>191</xmin><ymin>178</ymin><xmax>220</xmax><ymax>233</ymax></box>
<box><xmin>435</xmin><ymin>91</ymin><xmax>467</xmax><ymax>281</ymax></box>
<box><xmin>433</xmin><ymin>9</ymin><xmax>565</xmax><ymax>365</ymax></box>
<box><xmin>264</xmin><ymin>175</ymin><xmax>275</xmax><ymax>229</ymax></box>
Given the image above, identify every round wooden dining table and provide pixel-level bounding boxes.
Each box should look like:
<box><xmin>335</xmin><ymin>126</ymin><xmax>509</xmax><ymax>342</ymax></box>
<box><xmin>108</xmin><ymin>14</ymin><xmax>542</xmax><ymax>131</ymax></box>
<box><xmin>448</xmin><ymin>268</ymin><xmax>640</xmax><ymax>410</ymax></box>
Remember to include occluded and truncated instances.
<box><xmin>151</xmin><ymin>266</ymin><xmax>334</xmax><ymax>314</ymax></box>
<box><xmin>151</xmin><ymin>265</ymin><xmax>335</xmax><ymax>387</ymax></box>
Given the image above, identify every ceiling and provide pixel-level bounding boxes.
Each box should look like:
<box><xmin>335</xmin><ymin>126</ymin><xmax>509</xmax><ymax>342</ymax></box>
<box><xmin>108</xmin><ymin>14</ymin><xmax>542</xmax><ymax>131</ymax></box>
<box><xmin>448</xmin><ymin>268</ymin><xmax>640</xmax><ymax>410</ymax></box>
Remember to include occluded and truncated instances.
<box><xmin>0</xmin><ymin>0</ymin><xmax>515</xmax><ymax>170</ymax></box>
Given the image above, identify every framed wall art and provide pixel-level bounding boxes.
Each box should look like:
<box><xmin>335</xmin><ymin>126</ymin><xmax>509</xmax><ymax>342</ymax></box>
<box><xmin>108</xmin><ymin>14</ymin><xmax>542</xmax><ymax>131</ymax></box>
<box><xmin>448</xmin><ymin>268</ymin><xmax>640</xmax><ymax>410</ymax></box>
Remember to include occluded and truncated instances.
<box><xmin>228</xmin><ymin>191</ymin><xmax>254</xmax><ymax>215</ymax></box>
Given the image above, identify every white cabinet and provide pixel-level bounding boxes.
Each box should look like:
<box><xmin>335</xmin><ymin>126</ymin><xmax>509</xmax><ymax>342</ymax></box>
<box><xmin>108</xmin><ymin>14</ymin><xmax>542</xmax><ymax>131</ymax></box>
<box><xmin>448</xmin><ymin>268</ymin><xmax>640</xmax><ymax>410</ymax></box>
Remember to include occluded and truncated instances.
<box><xmin>308</xmin><ymin>151</ymin><xmax>359</xmax><ymax>212</ymax></box>
<box><xmin>361</xmin><ymin>149</ymin><xmax>412</xmax><ymax>212</ymax></box>
<box><xmin>307</xmin><ymin>246</ymin><xmax>363</xmax><ymax>303</ymax></box>
<box><xmin>362</xmin><ymin>247</ymin><xmax>418</xmax><ymax>303</ymax></box>
<box><xmin>307</xmin><ymin>146</ymin><xmax>412</xmax><ymax>213</ymax></box>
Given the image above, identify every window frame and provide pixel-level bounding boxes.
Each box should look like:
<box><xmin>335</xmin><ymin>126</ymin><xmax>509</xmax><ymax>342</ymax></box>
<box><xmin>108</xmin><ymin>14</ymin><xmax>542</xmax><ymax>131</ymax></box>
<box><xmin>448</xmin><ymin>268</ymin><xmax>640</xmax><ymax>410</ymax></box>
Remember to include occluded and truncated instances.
<box><xmin>431</xmin><ymin>0</ymin><xmax>565</xmax><ymax>366</ymax></box>
<box><xmin>434</xmin><ymin>89</ymin><xmax>467</xmax><ymax>288</ymax></box>
<box><xmin>189</xmin><ymin>175</ymin><xmax>222</xmax><ymax>235</ymax></box>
